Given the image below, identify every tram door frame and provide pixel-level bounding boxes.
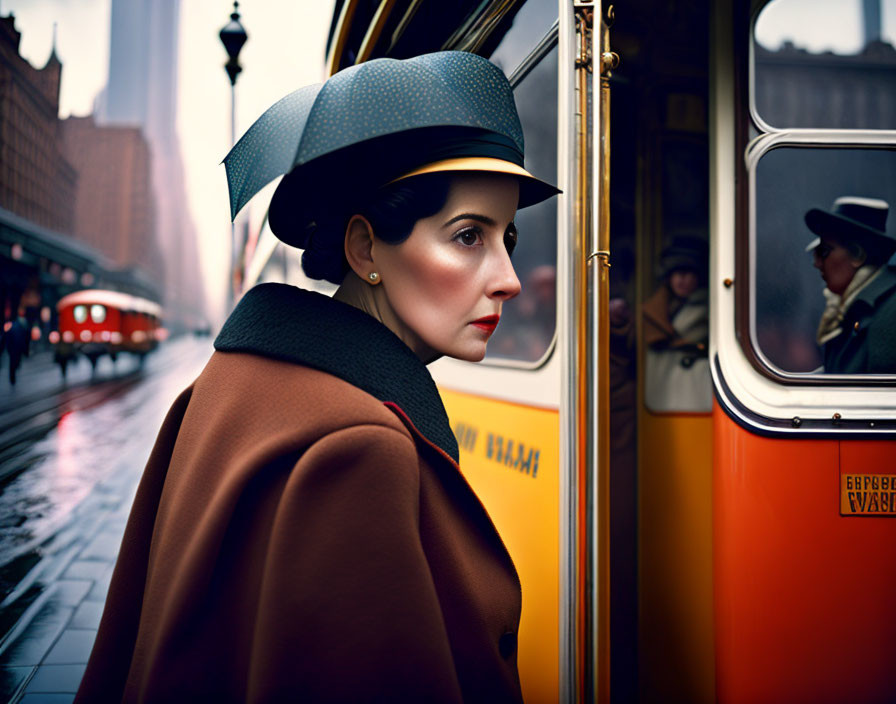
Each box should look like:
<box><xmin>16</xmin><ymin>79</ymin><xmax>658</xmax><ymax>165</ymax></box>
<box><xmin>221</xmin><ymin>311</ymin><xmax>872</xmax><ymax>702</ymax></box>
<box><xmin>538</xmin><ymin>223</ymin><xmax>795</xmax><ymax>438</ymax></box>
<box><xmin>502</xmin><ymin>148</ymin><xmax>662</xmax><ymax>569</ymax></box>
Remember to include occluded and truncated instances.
<box><xmin>563</xmin><ymin>1</ymin><xmax>615</xmax><ymax>701</ymax></box>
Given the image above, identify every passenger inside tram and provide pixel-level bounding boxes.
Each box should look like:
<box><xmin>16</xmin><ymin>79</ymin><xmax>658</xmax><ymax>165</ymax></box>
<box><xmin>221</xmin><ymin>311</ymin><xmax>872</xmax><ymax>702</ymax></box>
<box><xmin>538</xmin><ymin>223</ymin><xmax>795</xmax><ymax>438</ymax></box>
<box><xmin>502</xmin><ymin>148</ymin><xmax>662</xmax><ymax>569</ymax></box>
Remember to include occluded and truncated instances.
<box><xmin>805</xmin><ymin>195</ymin><xmax>896</xmax><ymax>374</ymax></box>
<box><xmin>641</xmin><ymin>235</ymin><xmax>712</xmax><ymax>412</ymax></box>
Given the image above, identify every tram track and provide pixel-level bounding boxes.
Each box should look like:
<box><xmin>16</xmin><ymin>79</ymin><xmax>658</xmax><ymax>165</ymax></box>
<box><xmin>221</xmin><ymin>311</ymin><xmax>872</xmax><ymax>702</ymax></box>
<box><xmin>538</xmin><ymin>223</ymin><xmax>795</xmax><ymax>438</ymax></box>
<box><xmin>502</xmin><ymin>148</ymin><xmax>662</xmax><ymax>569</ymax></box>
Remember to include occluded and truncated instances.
<box><xmin>0</xmin><ymin>374</ymin><xmax>142</xmax><ymax>484</ymax></box>
<box><xmin>0</xmin><ymin>350</ymin><xmax>184</xmax><ymax>485</ymax></box>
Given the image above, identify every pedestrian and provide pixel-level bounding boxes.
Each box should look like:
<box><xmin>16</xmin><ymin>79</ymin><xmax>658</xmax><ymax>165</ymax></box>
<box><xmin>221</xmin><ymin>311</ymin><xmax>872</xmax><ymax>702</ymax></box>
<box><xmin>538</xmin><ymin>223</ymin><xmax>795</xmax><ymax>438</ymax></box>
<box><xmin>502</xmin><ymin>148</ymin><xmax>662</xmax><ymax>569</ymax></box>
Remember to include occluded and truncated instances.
<box><xmin>76</xmin><ymin>51</ymin><xmax>559</xmax><ymax>703</ymax></box>
<box><xmin>806</xmin><ymin>196</ymin><xmax>896</xmax><ymax>373</ymax></box>
<box><xmin>641</xmin><ymin>235</ymin><xmax>712</xmax><ymax>412</ymax></box>
<box><xmin>5</xmin><ymin>313</ymin><xmax>27</xmax><ymax>385</ymax></box>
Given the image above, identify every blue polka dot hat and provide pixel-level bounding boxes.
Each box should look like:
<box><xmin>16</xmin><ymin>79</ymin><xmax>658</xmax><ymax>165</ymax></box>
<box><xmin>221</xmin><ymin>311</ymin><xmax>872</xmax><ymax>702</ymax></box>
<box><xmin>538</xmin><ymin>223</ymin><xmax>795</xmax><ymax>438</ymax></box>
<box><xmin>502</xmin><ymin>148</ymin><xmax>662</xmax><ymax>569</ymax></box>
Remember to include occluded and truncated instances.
<box><xmin>223</xmin><ymin>51</ymin><xmax>559</xmax><ymax>249</ymax></box>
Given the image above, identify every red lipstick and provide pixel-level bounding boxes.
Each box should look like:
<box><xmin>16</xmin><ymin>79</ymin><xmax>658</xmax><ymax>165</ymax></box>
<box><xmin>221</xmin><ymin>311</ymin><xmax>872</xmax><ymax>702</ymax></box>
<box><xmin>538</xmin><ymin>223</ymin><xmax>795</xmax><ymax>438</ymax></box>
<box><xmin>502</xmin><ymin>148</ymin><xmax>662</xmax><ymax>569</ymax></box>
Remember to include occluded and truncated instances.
<box><xmin>470</xmin><ymin>315</ymin><xmax>499</xmax><ymax>334</ymax></box>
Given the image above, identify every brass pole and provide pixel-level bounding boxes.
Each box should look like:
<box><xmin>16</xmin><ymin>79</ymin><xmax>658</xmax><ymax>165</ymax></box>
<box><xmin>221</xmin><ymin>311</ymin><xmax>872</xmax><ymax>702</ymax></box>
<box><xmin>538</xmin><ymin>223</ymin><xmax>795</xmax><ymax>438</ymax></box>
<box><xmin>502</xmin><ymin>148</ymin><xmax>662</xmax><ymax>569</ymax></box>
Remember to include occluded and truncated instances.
<box><xmin>596</xmin><ymin>7</ymin><xmax>617</xmax><ymax>703</ymax></box>
<box><xmin>574</xmin><ymin>2</ymin><xmax>595</xmax><ymax>700</ymax></box>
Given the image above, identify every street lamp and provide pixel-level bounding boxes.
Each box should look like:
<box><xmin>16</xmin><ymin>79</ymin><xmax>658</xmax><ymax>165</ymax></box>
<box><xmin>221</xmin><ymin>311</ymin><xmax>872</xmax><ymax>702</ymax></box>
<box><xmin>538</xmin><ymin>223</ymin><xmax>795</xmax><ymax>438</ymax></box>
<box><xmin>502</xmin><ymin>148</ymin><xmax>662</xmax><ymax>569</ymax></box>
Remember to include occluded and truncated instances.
<box><xmin>219</xmin><ymin>1</ymin><xmax>247</xmax><ymax>309</ymax></box>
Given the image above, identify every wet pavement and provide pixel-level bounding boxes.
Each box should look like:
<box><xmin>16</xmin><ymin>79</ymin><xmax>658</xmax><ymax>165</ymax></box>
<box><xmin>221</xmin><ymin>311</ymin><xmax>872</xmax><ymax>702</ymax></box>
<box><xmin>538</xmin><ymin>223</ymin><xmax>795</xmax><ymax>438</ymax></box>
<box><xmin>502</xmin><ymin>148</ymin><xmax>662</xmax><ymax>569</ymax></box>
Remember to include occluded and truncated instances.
<box><xmin>0</xmin><ymin>337</ymin><xmax>213</xmax><ymax>703</ymax></box>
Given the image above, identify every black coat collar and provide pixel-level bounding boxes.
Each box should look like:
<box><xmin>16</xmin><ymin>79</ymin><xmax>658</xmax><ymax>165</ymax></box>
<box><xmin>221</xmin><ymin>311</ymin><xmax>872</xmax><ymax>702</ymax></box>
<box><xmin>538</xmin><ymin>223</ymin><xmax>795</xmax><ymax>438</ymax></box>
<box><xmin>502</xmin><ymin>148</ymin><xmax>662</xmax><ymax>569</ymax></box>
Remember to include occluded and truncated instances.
<box><xmin>214</xmin><ymin>283</ymin><xmax>459</xmax><ymax>462</ymax></box>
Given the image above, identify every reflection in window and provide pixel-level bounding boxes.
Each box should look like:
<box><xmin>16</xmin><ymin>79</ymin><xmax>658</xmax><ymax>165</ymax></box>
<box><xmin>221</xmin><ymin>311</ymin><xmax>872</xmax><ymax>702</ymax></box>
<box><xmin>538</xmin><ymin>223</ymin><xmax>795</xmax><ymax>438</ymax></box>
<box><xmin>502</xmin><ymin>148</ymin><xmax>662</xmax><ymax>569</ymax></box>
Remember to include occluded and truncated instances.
<box><xmin>642</xmin><ymin>236</ymin><xmax>712</xmax><ymax>412</ymax></box>
<box><xmin>73</xmin><ymin>305</ymin><xmax>88</xmax><ymax>324</ymax></box>
<box><xmin>485</xmin><ymin>46</ymin><xmax>558</xmax><ymax>363</ymax></box>
<box><xmin>753</xmin><ymin>147</ymin><xmax>896</xmax><ymax>373</ymax></box>
<box><xmin>753</xmin><ymin>0</ymin><xmax>896</xmax><ymax>129</ymax></box>
<box><xmin>485</xmin><ymin>0</ymin><xmax>557</xmax><ymax>76</ymax></box>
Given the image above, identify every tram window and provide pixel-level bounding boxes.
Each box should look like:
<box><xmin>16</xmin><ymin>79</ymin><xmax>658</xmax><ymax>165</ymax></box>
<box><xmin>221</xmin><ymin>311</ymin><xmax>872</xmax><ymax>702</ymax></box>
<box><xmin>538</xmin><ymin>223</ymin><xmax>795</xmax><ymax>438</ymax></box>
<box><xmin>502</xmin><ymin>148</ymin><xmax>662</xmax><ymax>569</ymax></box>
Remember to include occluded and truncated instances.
<box><xmin>753</xmin><ymin>0</ymin><xmax>896</xmax><ymax>130</ymax></box>
<box><xmin>90</xmin><ymin>304</ymin><xmax>107</xmax><ymax>323</ymax></box>
<box><xmin>73</xmin><ymin>305</ymin><xmax>88</xmax><ymax>324</ymax></box>
<box><xmin>485</xmin><ymin>0</ymin><xmax>558</xmax><ymax>76</ymax></box>
<box><xmin>643</xmin><ymin>234</ymin><xmax>712</xmax><ymax>413</ymax></box>
<box><xmin>753</xmin><ymin>146</ymin><xmax>896</xmax><ymax>374</ymax></box>
<box><xmin>484</xmin><ymin>45</ymin><xmax>558</xmax><ymax>364</ymax></box>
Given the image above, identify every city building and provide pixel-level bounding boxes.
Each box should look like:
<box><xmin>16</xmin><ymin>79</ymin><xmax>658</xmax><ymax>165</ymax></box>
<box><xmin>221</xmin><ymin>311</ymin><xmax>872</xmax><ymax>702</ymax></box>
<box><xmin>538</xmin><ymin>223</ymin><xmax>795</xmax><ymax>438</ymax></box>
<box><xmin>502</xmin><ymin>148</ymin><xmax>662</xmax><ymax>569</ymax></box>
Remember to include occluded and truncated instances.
<box><xmin>0</xmin><ymin>13</ymin><xmax>76</xmax><ymax>233</ymax></box>
<box><xmin>754</xmin><ymin>38</ymin><xmax>896</xmax><ymax>130</ymax></box>
<box><xmin>0</xmin><ymin>12</ymin><xmax>162</xmax><ymax>332</ymax></box>
<box><xmin>60</xmin><ymin>115</ymin><xmax>165</xmax><ymax>284</ymax></box>
<box><xmin>98</xmin><ymin>0</ymin><xmax>206</xmax><ymax>328</ymax></box>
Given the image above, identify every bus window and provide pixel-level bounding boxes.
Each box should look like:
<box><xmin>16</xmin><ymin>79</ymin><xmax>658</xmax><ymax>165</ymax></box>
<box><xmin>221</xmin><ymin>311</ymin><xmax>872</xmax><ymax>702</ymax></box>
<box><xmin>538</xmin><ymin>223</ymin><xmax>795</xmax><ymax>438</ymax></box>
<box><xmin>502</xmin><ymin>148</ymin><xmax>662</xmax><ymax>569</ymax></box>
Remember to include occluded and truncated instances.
<box><xmin>752</xmin><ymin>145</ymin><xmax>896</xmax><ymax>374</ymax></box>
<box><xmin>484</xmin><ymin>45</ymin><xmax>558</xmax><ymax>364</ymax></box>
<box><xmin>753</xmin><ymin>0</ymin><xmax>896</xmax><ymax>130</ymax></box>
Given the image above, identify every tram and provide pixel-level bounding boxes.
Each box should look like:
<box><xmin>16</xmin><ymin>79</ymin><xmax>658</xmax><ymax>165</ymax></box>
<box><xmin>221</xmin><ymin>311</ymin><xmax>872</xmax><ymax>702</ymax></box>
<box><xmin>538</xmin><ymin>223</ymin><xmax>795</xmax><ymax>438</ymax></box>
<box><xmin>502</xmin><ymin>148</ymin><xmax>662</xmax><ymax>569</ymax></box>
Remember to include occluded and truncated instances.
<box><xmin>242</xmin><ymin>1</ymin><xmax>896</xmax><ymax>701</ymax></box>
<box><xmin>53</xmin><ymin>289</ymin><xmax>163</xmax><ymax>372</ymax></box>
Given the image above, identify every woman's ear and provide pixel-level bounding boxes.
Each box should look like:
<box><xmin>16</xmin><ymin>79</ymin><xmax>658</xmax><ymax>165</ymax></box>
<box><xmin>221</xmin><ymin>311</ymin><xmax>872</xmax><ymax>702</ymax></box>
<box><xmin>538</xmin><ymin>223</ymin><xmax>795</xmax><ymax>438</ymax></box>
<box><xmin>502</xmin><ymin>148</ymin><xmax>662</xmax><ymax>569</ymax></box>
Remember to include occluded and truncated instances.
<box><xmin>343</xmin><ymin>215</ymin><xmax>376</xmax><ymax>279</ymax></box>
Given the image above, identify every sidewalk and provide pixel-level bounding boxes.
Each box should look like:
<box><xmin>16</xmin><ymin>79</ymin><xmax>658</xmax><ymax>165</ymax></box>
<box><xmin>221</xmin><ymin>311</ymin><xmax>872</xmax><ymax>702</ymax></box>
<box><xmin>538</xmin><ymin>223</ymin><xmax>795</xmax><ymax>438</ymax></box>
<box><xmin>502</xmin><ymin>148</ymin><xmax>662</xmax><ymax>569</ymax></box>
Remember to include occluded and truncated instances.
<box><xmin>0</xmin><ymin>453</ymin><xmax>139</xmax><ymax>703</ymax></box>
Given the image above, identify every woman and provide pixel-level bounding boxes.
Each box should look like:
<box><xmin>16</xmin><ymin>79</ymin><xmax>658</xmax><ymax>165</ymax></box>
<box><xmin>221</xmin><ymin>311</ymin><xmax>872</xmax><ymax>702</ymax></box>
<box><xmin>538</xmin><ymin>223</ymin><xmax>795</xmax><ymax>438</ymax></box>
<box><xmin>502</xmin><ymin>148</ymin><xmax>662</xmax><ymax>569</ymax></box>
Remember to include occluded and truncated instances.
<box><xmin>76</xmin><ymin>52</ymin><xmax>558</xmax><ymax>703</ymax></box>
<box><xmin>641</xmin><ymin>235</ymin><xmax>711</xmax><ymax>412</ymax></box>
<box><xmin>805</xmin><ymin>196</ymin><xmax>896</xmax><ymax>374</ymax></box>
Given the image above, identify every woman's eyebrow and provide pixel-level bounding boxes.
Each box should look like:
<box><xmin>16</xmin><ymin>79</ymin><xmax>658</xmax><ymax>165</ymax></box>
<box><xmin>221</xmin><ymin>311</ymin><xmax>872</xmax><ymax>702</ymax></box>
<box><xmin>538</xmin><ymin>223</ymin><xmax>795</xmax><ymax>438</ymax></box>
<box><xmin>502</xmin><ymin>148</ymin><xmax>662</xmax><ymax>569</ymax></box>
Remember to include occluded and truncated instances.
<box><xmin>444</xmin><ymin>212</ymin><xmax>497</xmax><ymax>227</ymax></box>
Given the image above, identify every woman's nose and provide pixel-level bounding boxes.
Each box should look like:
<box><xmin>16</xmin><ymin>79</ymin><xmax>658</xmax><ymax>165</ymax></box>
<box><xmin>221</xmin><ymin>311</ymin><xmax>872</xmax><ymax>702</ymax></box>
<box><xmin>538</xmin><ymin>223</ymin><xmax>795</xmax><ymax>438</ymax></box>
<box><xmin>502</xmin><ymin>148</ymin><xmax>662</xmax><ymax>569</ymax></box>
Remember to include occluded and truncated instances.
<box><xmin>488</xmin><ymin>249</ymin><xmax>522</xmax><ymax>300</ymax></box>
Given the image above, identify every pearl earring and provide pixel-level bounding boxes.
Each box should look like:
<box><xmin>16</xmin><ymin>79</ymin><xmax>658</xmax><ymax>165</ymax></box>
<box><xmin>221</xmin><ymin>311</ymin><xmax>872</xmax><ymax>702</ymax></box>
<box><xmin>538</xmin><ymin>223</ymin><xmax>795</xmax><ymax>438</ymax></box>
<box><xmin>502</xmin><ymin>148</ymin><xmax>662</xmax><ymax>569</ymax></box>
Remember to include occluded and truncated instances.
<box><xmin>368</xmin><ymin>272</ymin><xmax>380</xmax><ymax>283</ymax></box>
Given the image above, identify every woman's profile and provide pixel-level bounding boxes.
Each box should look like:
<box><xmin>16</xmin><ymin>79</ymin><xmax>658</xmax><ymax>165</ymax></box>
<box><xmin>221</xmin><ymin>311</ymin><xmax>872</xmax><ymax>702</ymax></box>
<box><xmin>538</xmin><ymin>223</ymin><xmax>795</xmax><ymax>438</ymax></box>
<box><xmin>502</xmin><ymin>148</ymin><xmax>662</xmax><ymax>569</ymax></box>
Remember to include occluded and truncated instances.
<box><xmin>75</xmin><ymin>51</ymin><xmax>558</xmax><ymax>702</ymax></box>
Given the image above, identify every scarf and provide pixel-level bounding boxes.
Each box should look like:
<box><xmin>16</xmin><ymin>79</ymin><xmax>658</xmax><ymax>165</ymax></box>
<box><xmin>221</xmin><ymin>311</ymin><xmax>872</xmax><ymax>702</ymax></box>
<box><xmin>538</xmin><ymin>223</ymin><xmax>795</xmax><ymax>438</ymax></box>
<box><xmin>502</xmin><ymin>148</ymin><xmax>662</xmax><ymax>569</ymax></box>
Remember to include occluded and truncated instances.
<box><xmin>816</xmin><ymin>264</ymin><xmax>883</xmax><ymax>345</ymax></box>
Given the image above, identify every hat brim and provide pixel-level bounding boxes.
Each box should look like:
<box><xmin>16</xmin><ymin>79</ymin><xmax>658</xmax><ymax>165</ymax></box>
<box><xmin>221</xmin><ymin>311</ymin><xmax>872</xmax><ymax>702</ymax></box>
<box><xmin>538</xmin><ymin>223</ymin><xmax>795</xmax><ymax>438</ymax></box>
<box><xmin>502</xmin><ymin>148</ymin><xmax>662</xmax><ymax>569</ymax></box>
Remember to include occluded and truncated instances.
<box><xmin>804</xmin><ymin>208</ymin><xmax>894</xmax><ymax>251</ymax></box>
<box><xmin>390</xmin><ymin>157</ymin><xmax>560</xmax><ymax>209</ymax></box>
<box><xmin>268</xmin><ymin>131</ymin><xmax>561</xmax><ymax>249</ymax></box>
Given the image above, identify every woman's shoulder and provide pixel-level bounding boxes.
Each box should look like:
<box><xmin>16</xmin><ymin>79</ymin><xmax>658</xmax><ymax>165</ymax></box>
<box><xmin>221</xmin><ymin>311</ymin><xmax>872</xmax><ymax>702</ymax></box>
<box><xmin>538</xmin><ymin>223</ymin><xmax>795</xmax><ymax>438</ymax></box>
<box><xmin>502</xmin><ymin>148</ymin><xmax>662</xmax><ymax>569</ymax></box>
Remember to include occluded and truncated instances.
<box><xmin>189</xmin><ymin>349</ymin><xmax>415</xmax><ymax>449</ymax></box>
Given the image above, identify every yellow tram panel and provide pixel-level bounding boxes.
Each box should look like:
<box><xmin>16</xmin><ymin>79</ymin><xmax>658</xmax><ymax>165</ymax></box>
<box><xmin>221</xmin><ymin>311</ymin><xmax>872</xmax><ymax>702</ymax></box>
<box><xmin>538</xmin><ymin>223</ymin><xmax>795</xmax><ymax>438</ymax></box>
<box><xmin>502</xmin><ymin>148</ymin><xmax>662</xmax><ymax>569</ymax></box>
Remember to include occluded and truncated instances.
<box><xmin>638</xmin><ymin>409</ymin><xmax>714</xmax><ymax>703</ymax></box>
<box><xmin>439</xmin><ymin>387</ymin><xmax>560</xmax><ymax>704</ymax></box>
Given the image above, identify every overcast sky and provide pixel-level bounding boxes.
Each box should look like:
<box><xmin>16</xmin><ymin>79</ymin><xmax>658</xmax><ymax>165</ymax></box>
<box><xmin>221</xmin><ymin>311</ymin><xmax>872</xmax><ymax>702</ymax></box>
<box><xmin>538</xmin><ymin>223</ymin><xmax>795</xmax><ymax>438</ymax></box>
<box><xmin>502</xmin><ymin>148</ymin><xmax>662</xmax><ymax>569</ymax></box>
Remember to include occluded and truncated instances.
<box><xmin>4</xmin><ymin>0</ymin><xmax>334</xmax><ymax>323</ymax></box>
<box><xmin>755</xmin><ymin>0</ymin><xmax>895</xmax><ymax>51</ymax></box>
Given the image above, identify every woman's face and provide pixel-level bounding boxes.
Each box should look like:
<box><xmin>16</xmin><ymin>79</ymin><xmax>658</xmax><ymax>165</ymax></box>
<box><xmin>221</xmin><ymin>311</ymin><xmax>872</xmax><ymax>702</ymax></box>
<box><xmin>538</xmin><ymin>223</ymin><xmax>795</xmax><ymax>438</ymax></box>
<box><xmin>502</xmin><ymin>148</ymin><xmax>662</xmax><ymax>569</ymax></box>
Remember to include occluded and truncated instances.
<box><xmin>668</xmin><ymin>269</ymin><xmax>699</xmax><ymax>299</ymax></box>
<box><xmin>812</xmin><ymin>235</ymin><xmax>861</xmax><ymax>295</ymax></box>
<box><xmin>373</xmin><ymin>174</ymin><xmax>521</xmax><ymax>362</ymax></box>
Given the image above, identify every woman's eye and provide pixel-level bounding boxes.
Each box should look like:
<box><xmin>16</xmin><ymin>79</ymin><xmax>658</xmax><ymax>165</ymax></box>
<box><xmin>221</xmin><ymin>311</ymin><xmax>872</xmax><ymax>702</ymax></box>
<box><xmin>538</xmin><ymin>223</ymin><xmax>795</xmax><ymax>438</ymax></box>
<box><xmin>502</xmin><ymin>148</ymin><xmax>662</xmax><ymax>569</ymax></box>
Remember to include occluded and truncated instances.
<box><xmin>454</xmin><ymin>228</ymin><xmax>482</xmax><ymax>246</ymax></box>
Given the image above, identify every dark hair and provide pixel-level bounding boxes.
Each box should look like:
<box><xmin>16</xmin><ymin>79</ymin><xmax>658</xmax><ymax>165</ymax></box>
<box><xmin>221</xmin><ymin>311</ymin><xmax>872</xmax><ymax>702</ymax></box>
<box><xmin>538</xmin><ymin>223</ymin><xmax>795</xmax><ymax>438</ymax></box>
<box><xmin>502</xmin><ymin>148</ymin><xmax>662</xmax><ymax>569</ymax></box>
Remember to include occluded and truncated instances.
<box><xmin>301</xmin><ymin>173</ymin><xmax>455</xmax><ymax>284</ymax></box>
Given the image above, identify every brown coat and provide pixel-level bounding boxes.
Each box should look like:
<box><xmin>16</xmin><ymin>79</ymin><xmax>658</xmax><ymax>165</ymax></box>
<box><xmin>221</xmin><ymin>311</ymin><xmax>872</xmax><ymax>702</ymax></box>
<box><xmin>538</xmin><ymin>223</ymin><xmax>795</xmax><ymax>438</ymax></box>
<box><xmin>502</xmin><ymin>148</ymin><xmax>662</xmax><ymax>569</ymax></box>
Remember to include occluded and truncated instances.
<box><xmin>76</xmin><ymin>285</ymin><xmax>523</xmax><ymax>703</ymax></box>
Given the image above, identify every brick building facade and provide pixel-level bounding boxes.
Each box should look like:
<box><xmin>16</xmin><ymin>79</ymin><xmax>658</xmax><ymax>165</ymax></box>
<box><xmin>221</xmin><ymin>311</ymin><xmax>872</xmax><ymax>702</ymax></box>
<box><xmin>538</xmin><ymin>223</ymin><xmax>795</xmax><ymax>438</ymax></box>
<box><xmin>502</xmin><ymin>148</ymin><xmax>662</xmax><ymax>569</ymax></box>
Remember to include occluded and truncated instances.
<box><xmin>0</xmin><ymin>11</ymin><xmax>165</xmax><ymax>298</ymax></box>
<box><xmin>60</xmin><ymin>116</ymin><xmax>165</xmax><ymax>283</ymax></box>
<box><xmin>0</xmin><ymin>14</ymin><xmax>76</xmax><ymax>233</ymax></box>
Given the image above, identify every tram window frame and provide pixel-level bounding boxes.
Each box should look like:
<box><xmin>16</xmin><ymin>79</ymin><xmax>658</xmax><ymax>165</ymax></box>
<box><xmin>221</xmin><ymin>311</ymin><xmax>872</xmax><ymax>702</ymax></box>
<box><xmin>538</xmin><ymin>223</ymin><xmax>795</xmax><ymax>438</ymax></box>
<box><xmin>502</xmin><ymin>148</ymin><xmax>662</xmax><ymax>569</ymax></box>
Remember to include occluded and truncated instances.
<box><xmin>484</xmin><ymin>0</ymin><xmax>558</xmax><ymax>78</ymax></box>
<box><xmin>477</xmin><ymin>28</ymin><xmax>561</xmax><ymax>370</ymax></box>
<box><xmin>749</xmin><ymin>0</ymin><xmax>896</xmax><ymax>133</ymax></box>
<box><xmin>735</xmin><ymin>0</ymin><xmax>896</xmax><ymax>386</ymax></box>
<box><xmin>707</xmin><ymin>0</ymin><xmax>896</xmax><ymax>434</ymax></box>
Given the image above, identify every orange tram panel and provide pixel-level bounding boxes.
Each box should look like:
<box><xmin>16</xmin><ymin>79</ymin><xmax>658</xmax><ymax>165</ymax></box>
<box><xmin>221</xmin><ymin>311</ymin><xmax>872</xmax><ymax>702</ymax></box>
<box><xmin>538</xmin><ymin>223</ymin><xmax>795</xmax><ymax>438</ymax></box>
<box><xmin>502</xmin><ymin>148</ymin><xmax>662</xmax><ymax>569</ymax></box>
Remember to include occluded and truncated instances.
<box><xmin>713</xmin><ymin>403</ymin><xmax>896</xmax><ymax>703</ymax></box>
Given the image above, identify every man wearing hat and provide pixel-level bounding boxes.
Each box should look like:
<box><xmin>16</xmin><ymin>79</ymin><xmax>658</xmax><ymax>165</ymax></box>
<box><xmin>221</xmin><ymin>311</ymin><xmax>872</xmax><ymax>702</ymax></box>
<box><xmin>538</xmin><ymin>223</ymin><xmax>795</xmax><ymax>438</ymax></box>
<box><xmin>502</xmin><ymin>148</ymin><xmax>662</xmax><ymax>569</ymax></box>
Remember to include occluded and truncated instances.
<box><xmin>805</xmin><ymin>196</ymin><xmax>896</xmax><ymax>374</ymax></box>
